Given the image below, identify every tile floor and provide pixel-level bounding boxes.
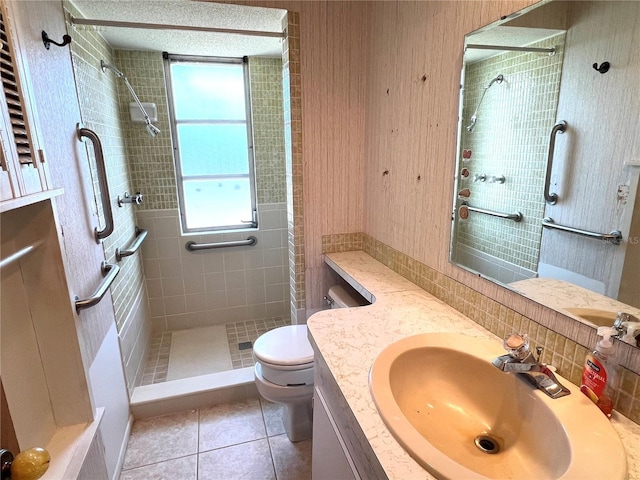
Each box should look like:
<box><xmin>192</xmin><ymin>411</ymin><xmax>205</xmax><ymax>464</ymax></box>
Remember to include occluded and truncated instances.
<box><xmin>142</xmin><ymin>317</ymin><xmax>290</xmax><ymax>385</ymax></box>
<box><xmin>120</xmin><ymin>398</ymin><xmax>311</xmax><ymax>480</ymax></box>
<box><xmin>226</xmin><ymin>317</ymin><xmax>290</xmax><ymax>369</ymax></box>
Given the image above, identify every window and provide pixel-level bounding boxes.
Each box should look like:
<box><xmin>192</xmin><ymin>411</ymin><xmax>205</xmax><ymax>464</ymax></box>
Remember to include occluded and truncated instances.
<box><xmin>164</xmin><ymin>54</ymin><xmax>257</xmax><ymax>232</ymax></box>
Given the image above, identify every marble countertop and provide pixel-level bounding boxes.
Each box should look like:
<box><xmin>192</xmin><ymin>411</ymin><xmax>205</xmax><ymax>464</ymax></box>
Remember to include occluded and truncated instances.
<box><xmin>307</xmin><ymin>250</ymin><xmax>640</xmax><ymax>480</ymax></box>
<box><xmin>511</xmin><ymin>277</ymin><xmax>640</xmax><ymax>325</ymax></box>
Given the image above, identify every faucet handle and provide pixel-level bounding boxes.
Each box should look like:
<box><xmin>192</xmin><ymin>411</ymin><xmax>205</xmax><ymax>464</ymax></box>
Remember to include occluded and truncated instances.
<box><xmin>535</xmin><ymin>346</ymin><xmax>543</xmax><ymax>363</ymax></box>
<box><xmin>613</xmin><ymin>312</ymin><xmax>639</xmax><ymax>337</ymax></box>
<box><xmin>615</xmin><ymin>311</ymin><xmax>639</xmax><ymax>326</ymax></box>
<box><xmin>503</xmin><ymin>333</ymin><xmax>531</xmax><ymax>361</ymax></box>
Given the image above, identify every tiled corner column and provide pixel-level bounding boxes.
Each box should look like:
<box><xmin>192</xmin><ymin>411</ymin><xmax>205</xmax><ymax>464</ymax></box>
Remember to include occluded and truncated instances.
<box><xmin>282</xmin><ymin>11</ymin><xmax>305</xmax><ymax>323</ymax></box>
<box><xmin>322</xmin><ymin>232</ymin><xmax>640</xmax><ymax>425</ymax></box>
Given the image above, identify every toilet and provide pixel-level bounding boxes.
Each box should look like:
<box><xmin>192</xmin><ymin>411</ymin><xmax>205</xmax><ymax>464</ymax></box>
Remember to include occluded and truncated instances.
<box><xmin>253</xmin><ymin>284</ymin><xmax>367</xmax><ymax>442</ymax></box>
<box><xmin>253</xmin><ymin>324</ymin><xmax>314</xmax><ymax>442</ymax></box>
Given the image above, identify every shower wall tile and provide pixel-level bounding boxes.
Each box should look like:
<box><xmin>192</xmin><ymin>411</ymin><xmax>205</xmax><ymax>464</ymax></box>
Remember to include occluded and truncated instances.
<box><xmin>119</xmin><ymin>288</ymin><xmax>153</xmax><ymax>393</ymax></box>
<box><xmin>111</xmin><ymin>48</ymin><xmax>299</xmax><ymax>329</ymax></box>
<box><xmin>112</xmin><ymin>50</ymin><xmax>177</xmax><ymax>211</ymax></box>
<box><xmin>184</xmin><ymin>276</ymin><xmax>205</xmax><ymax>295</ymax></box>
<box><xmin>146</xmin><ymin>278</ymin><xmax>163</xmax><ymax>299</ymax></box>
<box><xmin>456</xmin><ymin>34</ymin><xmax>566</xmax><ymax>276</ymax></box>
<box><xmin>113</xmin><ymin>53</ymin><xmax>287</xmax><ymax>211</ymax></box>
<box><xmin>250</xmin><ymin>58</ymin><xmax>287</xmax><ymax>205</ymax></box>
<box><xmin>142</xmin><ymin>207</ymin><xmax>290</xmax><ymax>332</ymax></box>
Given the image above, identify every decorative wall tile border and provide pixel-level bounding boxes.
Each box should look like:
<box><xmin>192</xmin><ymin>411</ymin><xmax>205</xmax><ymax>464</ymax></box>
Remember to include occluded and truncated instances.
<box><xmin>322</xmin><ymin>232</ymin><xmax>640</xmax><ymax>424</ymax></box>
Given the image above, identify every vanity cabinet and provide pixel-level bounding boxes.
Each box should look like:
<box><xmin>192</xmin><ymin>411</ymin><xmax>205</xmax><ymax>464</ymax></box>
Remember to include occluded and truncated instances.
<box><xmin>312</xmin><ymin>386</ymin><xmax>360</xmax><ymax>480</ymax></box>
<box><xmin>311</xmin><ymin>342</ymin><xmax>387</xmax><ymax>480</ymax></box>
<box><xmin>0</xmin><ymin>0</ymin><xmax>57</xmax><ymax>210</ymax></box>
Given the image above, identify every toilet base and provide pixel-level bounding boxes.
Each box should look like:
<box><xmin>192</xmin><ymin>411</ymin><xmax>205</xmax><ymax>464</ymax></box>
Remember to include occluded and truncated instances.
<box><xmin>282</xmin><ymin>400</ymin><xmax>313</xmax><ymax>442</ymax></box>
<box><xmin>254</xmin><ymin>363</ymin><xmax>314</xmax><ymax>443</ymax></box>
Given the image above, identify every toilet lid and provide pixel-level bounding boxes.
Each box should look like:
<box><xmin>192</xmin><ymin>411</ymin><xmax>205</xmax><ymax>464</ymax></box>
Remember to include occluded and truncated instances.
<box><xmin>253</xmin><ymin>325</ymin><xmax>314</xmax><ymax>367</ymax></box>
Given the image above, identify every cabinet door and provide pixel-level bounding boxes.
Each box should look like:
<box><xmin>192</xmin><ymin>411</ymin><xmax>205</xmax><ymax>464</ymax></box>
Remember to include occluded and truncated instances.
<box><xmin>312</xmin><ymin>387</ymin><xmax>360</xmax><ymax>480</ymax></box>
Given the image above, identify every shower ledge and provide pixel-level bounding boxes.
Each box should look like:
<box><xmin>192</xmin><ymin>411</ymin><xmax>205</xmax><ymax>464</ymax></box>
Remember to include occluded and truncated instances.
<box><xmin>130</xmin><ymin>367</ymin><xmax>258</xmax><ymax>419</ymax></box>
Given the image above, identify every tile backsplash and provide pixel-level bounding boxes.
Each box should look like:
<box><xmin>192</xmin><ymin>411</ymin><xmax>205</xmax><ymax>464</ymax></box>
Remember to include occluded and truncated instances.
<box><xmin>322</xmin><ymin>232</ymin><xmax>640</xmax><ymax>424</ymax></box>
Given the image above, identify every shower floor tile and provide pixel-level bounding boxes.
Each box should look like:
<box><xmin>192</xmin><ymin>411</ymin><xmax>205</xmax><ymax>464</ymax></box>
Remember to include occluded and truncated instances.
<box><xmin>141</xmin><ymin>316</ymin><xmax>290</xmax><ymax>386</ymax></box>
<box><xmin>141</xmin><ymin>332</ymin><xmax>172</xmax><ymax>385</ymax></box>
<box><xmin>226</xmin><ymin>317</ymin><xmax>290</xmax><ymax>369</ymax></box>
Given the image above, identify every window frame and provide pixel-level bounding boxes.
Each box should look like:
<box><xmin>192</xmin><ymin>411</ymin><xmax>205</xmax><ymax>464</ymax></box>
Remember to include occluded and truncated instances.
<box><xmin>163</xmin><ymin>53</ymin><xmax>258</xmax><ymax>233</ymax></box>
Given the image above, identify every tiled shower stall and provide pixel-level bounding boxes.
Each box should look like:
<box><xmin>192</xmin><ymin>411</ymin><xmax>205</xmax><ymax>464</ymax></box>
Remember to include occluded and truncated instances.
<box><xmin>66</xmin><ymin>0</ymin><xmax>303</xmax><ymax>394</ymax></box>
<box><xmin>455</xmin><ymin>34</ymin><xmax>566</xmax><ymax>284</ymax></box>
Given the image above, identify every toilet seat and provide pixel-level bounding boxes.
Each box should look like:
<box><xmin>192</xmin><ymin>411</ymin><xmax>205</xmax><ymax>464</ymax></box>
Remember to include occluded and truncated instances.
<box><xmin>253</xmin><ymin>325</ymin><xmax>314</xmax><ymax>366</ymax></box>
<box><xmin>253</xmin><ymin>325</ymin><xmax>314</xmax><ymax>386</ymax></box>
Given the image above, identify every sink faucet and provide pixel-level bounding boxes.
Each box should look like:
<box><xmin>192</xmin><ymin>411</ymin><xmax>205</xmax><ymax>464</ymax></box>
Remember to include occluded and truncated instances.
<box><xmin>615</xmin><ymin>312</ymin><xmax>639</xmax><ymax>324</ymax></box>
<box><xmin>614</xmin><ymin>312</ymin><xmax>640</xmax><ymax>347</ymax></box>
<box><xmin>492</xmin><ymin>334</ymin><xmax>571</xmax><ymax>399</ymax></box>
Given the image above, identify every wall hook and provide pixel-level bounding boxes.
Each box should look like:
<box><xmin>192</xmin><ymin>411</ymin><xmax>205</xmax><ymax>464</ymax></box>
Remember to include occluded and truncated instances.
<box><xmin>42</xmin><ymin>30</ymin><xmax>71</xmax><ymax>50</ymax></box>
<box><xmin>592</xmin><ymin>62</ymin><xmax>610</xmax><ymax>74</ymax></box>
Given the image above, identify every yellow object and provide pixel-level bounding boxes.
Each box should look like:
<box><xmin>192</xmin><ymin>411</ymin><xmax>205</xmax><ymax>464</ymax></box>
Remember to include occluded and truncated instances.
<box><xmin>10</xmin><ymin>448</ymin><xmax>50</xmax><ymax>480</ymax></box>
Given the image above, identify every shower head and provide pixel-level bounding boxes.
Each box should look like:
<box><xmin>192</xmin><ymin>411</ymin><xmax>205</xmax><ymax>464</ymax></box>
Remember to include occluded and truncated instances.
<box><xmin>465</xmin><ymin>74</ymin><xmax>504</xmax><ymax>133</ymax></box>
<box><xmin>101</xmin><ymin>59</ymin><xmax>160</xmax><ymax>138</ymax></box>
<box><xmin>146</xmin><ymin>122</ymin><xmax>161</xmax><ymax>138</ymax></box>
<box><xmin>486</xmin><ymin>74</ymin><xmax>504</xmax><ymax>88</ymax></box>
<box><xmin>100</xmin><ymin>60</ymin><xmax>124</xmax><ymax>78</ymax></box>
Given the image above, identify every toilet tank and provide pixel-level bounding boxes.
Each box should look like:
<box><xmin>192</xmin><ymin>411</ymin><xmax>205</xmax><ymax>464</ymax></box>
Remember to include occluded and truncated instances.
<box><xmin>325</xmin><ymin>284</ymin><xmax>368</xmax><ymax>309</ymax></box>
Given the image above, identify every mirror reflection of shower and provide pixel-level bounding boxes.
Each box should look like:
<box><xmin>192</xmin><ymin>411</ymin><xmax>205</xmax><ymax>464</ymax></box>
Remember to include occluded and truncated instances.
<box><xmin>466</xmin><ymin>74</ymin><xmax>504</xmax><ymax>132</ymax></box>
<box><xmin>100</xmin><ymin>60</ymin><xmax>161</xmax><ymax>137</ymax></box>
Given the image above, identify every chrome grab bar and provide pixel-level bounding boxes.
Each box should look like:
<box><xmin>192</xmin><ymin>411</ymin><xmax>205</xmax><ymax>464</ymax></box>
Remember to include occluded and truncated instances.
<box><xmin>185</xmin><ymin>236</ymin><xmax>257</xmax><ymax>252</ymax></box>
<box><xmin>462</xmin><ymin>203</ymin><xmax>523</xmax><ymax>222</ymax></box>
<box><xmin>77</xmin><ymin>124</ymin><xmax>114</xmax><ymax>243</ymax></box>
<box><xmin>75</xmin><ymin>261</ymin><xmax>120</xmax><ymax>312</ymax></box>
<box><xmin>542</xmin><ymin>217</ymin><xmax>623</xmax><ymax>245</ymax></box>
<box><xmin>116</xmin><ymin>227</ymin><xmax>148</xmax><ymax>261</ymax></box>
<box><xmin>544</xmin><ymin>121</ymin><xmax>566</xmax><ymax>205</ymax></box>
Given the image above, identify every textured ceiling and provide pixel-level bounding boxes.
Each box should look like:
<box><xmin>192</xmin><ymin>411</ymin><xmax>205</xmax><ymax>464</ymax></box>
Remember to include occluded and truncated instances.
<box><xmin>71</xmin><ymin>0</ymin><xmax>286</xmax><ymax>58</ymax></box>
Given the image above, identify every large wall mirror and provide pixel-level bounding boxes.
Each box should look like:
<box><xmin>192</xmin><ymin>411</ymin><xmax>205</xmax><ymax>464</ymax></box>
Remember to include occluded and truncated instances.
<box><xmin>450</xmin><ymin>0</ymin><xmax>640</xmax><ymax>346</ymax></box>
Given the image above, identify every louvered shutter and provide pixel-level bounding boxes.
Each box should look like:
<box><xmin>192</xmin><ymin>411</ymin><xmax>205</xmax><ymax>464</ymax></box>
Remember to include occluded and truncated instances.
<box><xmin>0</xmin><ymin>9</ymin><xmax>33</xmax><ymax>166</ymax></box>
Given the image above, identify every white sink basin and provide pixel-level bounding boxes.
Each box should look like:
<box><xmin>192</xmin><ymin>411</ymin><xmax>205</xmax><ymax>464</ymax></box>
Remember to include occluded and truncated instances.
<box><xmin>369</xmin><ymin>333</ymin><xmax>627</xmax><ymax>479</ymax></box>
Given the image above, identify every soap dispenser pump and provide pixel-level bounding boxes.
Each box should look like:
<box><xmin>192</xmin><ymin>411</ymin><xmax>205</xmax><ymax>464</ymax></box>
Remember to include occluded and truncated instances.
<box><xmin>580</xmin><ymin>326</ymin><xmax>619</xmax><ymax>418</ymax></box>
